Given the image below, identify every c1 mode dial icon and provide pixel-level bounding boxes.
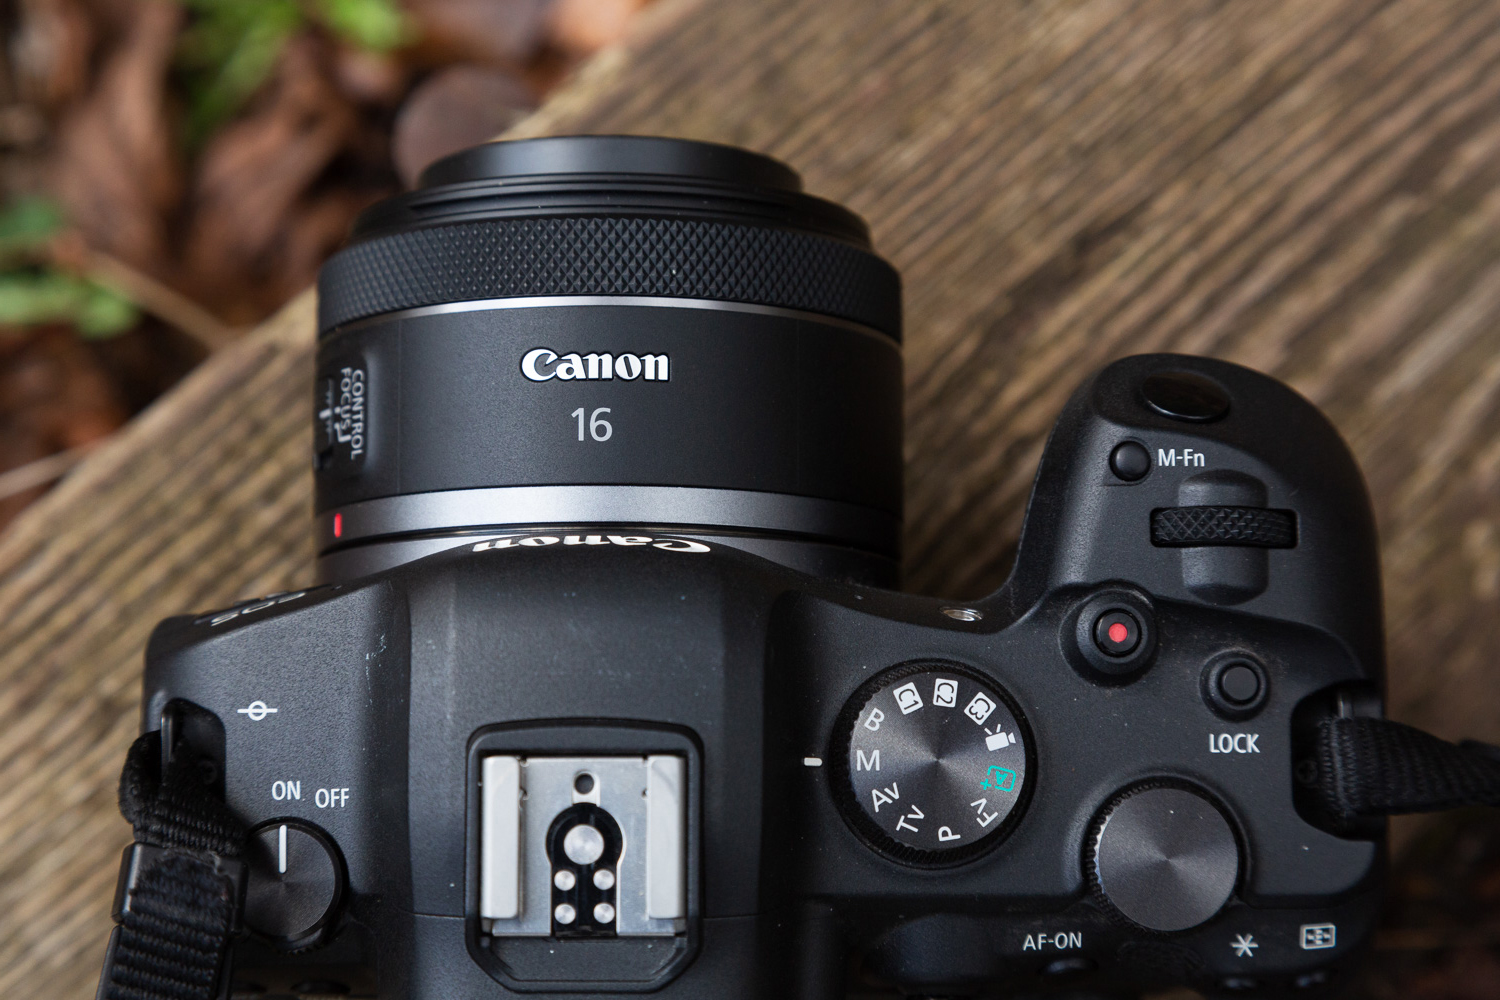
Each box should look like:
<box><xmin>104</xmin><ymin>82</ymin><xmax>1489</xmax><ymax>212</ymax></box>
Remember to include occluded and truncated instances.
<box><xmin>834</xmin><ymin>662</ymin><xmax>1032</xmax><ymax>865</ymax></box>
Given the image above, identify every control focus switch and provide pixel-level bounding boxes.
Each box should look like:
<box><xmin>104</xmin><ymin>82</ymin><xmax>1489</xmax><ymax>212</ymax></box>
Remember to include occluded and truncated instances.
<box><xmin>1089</xmin><ymin>786</ymin><xmax>1238</xmax><ymax>932</ymax></box>
<box><xmin>243</xmin><ymin>819</ymin><xmax>345</xmax><ymax>950</ymax></box>
<box><xmin>836</xmin><ymin>663</ymin><xmax>1031</xmax><ymax>865</ymax></box>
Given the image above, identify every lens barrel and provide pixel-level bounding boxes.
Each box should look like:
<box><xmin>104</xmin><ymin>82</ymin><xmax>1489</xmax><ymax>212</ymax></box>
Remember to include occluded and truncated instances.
<box><xmin>314</xmin><ymin>136</ymin><xmax>903</xmax><ymax>583</ymax></box>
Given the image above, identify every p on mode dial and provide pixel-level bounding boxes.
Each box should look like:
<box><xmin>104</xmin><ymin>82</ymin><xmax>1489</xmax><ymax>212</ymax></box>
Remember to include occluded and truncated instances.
<box><xmin>835</xmin><ymin>663</ymin><xmax>1032</xmax><ymax>865</ymax></box>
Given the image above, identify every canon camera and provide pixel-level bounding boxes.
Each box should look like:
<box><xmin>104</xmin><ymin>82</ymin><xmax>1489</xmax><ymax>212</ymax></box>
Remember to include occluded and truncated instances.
<box><xmin>102</xmin><ymin>137</ymin><xmax>1388</xmax><ymax>1000</ymax></box>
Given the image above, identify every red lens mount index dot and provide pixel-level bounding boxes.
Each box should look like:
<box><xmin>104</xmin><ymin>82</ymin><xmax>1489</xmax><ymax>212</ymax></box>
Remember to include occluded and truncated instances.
<box><xmin>333</xmin><ymin>512</ymin><xmax>343</xmax><ymax>538</ymax></box>
<box><xmin>1108</xmin><ymin>622</ymin><xmax>1129</xmax><ymax>644</ymax></box>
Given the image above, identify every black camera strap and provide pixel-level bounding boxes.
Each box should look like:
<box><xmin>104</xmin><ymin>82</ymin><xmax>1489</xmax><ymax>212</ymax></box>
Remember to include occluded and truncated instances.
<box><xmin>1311</xmin><ymin>716</ymin><xmax>1500</xmax><ymax>821</ymax></box>
<box><xmin>96</xmin><ymin>730</ymin><xmax>247</xmax><ymax>1000</ymax></box>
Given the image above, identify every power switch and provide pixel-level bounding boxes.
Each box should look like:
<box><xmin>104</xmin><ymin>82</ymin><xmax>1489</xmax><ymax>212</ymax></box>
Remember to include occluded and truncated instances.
<box><xmin>243</xmin><ymin>820</ymin><xmax>345</xmax><ymax>950</ymax></box>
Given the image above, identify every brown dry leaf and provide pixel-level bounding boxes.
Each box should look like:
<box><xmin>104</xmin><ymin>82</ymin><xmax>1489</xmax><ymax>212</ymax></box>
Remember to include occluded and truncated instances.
<box><xmin>50</xmin><ymin>0</ymin><xmax>182</xmax><ymax>272</ymax></box>
<box><xmin>10</xmin><ymin>0</ymin><xmax>94</xmax><ymax>109</ymax></box>
<box><xmin>332</xmin><ymin>45</ymin><xmax>410</xmax><ymax>107</ymax></box>
<box><xmin>391</xmin><ymin>64</ymin><xmax>535</xmax><ymax>187</ymax></box>
<box><xmin>183</xmin><ymin>37</ymin><xmax>358</xmax><ymax>321</ymax></box>
<box><xmin>547</xmin><ymin>0</ymin><xmax>651</xmax><ymax>56</ymax></box>
<box><xmin>271</xmin><ymin>187</ymin><xmax>383</xmax><ymax>302</ymax></box>
<box><xmin>405</xmin><ymin>0</ymin><xmax>555</xmax><ymax>68</ymax></box>
<box><xmin>0</xmin><ymin>327</ymin><xmax>127</xmax><ymax>446</ymax></box>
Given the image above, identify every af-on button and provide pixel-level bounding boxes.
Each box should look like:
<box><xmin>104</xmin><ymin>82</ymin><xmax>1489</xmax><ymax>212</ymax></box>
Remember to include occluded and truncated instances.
<box><xmin>1041</xmin><ymin>956</ymin><xmax>1096</xmax><ymax>977</ymax></box>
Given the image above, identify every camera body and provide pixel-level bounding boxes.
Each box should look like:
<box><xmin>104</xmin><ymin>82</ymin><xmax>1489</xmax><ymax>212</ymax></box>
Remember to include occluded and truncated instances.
<box><xmin>143</xmin><ymin>349</ymin><xmax>1383</xmax><ymax>998</ymax></box>
<box><xmin>127</xmin><ymin>138</ymin><xmax>1387</xmax><ymax>998</ymax></box>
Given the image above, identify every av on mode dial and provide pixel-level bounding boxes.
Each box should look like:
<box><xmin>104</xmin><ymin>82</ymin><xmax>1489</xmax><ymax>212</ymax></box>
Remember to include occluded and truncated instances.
<box><xmin>837</xmin><ymin>663</ymin><xmax>1031</xmax><ymax>864</ymax></box>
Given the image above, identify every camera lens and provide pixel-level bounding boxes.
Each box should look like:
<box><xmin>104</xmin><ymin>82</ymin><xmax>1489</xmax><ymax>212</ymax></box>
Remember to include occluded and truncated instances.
<box><xmin>314</xmin><ymin>136</ymin><xmax>903</xmax><ymax>583</ymax></box>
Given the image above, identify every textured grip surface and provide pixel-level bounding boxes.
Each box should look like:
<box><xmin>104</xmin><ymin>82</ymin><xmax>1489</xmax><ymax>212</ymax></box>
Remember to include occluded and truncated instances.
<box><xmin>317</xmin><ymin>216</ymin><xmax>901</xmax><ymax>337</ymax></box>
<box><xmin>1150</xmin><ymin>506</ymin><xmax>1296</xmax><ymax>547</ymax></box>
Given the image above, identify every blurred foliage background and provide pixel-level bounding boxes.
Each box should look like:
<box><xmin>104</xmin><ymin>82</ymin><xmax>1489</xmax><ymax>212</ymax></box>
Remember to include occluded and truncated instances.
<box><xmin>0</xmin><ymin>0</ymin><xmax>652</xmax><ymax>529</ymax></box>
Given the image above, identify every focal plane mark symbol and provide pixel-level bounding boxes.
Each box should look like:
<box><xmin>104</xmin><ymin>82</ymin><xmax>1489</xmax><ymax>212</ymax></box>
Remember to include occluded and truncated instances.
<box><xmin>237</xmin><ymin>700</ymin><xmax>278</xmax><ymax>721</ymax></box>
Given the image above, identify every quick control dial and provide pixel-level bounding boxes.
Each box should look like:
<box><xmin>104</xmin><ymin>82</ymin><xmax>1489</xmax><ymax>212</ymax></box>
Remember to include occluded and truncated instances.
<box><xmin>836</xmin><ymin>663</ymin><xmax>1030</xmax><ymax>864</ymax></box>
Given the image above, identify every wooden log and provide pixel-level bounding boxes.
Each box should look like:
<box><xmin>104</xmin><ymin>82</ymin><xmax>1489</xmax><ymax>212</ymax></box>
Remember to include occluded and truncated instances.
<box><xmin>3</xmin><ymin>1</ymin><xmax>1500</xmax><ymax>995</ymax></box>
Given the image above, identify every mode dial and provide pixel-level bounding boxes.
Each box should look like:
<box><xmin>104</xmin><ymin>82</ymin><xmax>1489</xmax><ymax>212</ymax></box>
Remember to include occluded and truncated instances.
<box><xmin>836</xmin><ymin>663</ymin><xmax>1030</xmax><ymax>864</ymax></box>
<box><xmin>1088</xmin><ymin>785</ymin><xmax>1238</xmax><ymax>932</ymax></box>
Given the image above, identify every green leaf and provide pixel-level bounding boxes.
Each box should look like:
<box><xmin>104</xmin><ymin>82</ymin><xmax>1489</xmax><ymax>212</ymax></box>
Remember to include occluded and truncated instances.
<box><xmin>173</xmin><ymin>0</ymin><xmax>414</xmax><ymax>149</ymax></box>
<box><xmin>308</xmin><ymin>0</ymin><xmax>413</xmax><ymax>51</ymax></box>
<box><xmin>74</xmin><ymin>283</ymin><xmax>142</xmax><ymax>338</ymax></box>
<box><xmin>175</xmin><ymin>0</ymin><xmax>304</xmax><ymax>149</ymax></box>
<box><xmin>0</xmin><ymin>271</ymin><xmax>140</xmax><ymax>338</ymax></box>
<box><xmin>0</xmin><ymin>196</ymin><xmax>66</xmax><ymax>262</ymax></box>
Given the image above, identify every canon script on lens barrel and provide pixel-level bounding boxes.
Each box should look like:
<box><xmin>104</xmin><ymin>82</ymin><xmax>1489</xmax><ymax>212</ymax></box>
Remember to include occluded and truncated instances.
<box><xmin>122</xmin><ymin>139</ymin><xmax>1387</xmax><ymax>1000</ymax></box>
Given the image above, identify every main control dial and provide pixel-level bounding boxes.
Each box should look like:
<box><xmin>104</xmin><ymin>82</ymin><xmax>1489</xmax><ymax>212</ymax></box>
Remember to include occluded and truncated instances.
<box><xmin>1089</xmin><ymin>785</ymin><xmax>1239</xmax><ymax>932</ymax></box>
<box><xmin>838</xmin><ymin>663</ymin><xmax>1030</xmax><ymax>863</ymax></box>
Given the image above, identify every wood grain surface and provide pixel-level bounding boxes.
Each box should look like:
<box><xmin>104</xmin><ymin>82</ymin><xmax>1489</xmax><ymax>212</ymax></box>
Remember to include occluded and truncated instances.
<box><xmin>4</xmin><ymin>1</ymin><xmax>1500</xmax><ymax>996</ymax></box>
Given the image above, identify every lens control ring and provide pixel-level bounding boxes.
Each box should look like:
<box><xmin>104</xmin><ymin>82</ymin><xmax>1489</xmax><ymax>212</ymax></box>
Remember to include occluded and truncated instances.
<box><xmin>318</xmin><ymin>214</ymin><xmax>900</xmax><ymax>338</ymax></box>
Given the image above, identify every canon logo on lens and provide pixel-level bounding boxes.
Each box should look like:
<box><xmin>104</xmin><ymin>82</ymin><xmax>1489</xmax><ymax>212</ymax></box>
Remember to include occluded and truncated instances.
<box><xmin>521</xmin><ymin>348</ymin><xmax>670</xmax><ymax>382</ymax></box>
